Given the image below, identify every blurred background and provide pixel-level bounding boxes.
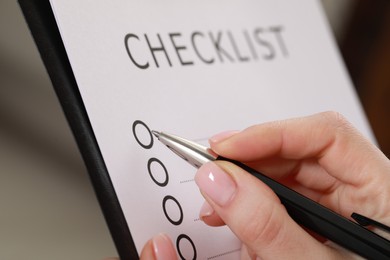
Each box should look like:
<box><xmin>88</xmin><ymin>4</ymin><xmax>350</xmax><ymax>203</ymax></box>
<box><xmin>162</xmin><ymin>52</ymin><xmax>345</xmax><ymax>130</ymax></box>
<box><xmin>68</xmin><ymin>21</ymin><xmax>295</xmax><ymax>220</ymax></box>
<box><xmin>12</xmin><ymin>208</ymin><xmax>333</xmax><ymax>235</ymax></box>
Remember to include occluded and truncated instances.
<box><xmin>0</xmin><ymin>0</ymin><xmax>389</xmax><ymax>259</ymax></box>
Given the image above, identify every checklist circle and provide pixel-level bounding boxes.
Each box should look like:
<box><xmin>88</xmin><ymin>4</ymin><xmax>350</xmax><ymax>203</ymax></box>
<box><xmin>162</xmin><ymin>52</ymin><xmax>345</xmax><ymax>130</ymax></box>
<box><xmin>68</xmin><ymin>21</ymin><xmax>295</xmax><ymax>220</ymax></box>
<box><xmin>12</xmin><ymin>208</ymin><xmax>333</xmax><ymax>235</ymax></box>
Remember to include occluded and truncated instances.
<box><xmin>147</xmin><ymin>158</ymin><xmax>169</xmax><ymax>187</ymax></box>
<box><xmin>132</xmin><ymin>120</ymin><xmax>153</xmax><ymax>149</ymax></box>
<box><xmin>162</xmin><ymin>195</ymin><xmax>183</xmax><ymax>226</ymax></box>
<box><xmin>176</xmin><ymin>234</ymin><xmax>197</xmax><ymax>260</ymax></box>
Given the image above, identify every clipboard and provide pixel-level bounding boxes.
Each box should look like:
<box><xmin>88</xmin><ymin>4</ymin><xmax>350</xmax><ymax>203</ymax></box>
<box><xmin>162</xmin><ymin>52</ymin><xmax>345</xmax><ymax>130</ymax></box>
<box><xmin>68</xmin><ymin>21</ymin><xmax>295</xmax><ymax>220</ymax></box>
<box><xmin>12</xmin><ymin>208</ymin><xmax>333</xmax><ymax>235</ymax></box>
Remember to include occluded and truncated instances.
<box><xmin>18</xmin><ymin>1</ymin><xmax>376</xmax><ymax>259</ymax></box>
<box><xmin>18</xmin><ymin>1</ymin><xmax>137</xmax><ymax>259</ymax></box>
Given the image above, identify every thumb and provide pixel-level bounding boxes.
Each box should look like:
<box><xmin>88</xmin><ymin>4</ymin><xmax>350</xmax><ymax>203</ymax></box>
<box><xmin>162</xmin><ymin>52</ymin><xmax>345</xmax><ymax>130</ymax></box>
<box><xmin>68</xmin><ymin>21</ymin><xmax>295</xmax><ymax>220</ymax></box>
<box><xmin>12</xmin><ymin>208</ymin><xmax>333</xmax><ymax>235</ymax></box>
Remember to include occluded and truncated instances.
<box><xmin>194</xmin><ymin>162</ymin><xmax>342</xmax><ymax>259</ymax></box>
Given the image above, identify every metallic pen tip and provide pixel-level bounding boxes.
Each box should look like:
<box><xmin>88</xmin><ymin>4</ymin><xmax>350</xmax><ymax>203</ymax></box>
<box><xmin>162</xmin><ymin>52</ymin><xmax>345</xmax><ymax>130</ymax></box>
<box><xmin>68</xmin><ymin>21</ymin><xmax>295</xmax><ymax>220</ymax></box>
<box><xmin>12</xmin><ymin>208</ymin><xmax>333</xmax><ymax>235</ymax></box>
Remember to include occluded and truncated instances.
<box><xmin>151</xmin><ymin>130</ymin><xmax>160</xmax><ymax>139</ymax></box>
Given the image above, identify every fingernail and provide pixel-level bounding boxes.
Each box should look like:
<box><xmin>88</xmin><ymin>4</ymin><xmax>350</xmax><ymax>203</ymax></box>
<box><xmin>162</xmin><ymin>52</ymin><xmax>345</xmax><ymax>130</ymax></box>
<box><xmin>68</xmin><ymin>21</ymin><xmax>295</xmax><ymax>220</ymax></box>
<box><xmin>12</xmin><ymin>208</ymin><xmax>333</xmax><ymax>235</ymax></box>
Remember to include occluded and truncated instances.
<box><xmin>152</xmin><ymin>233</ymin><xmax>175</xmax><ymax>260</ymax></box>
<box><xmin>195</xmin><ymin>162</ymin><xmax>236</xmax><ymax>206</ymax></box>
<box><xmin>199</xmin><ymin>200</ymin><xmax>214</xmax><ymax>220</ymax></box>
<box><xmin>209</xmin><ymin>130</ymin><xmax>239</xmax><ymax>144</ymax></box>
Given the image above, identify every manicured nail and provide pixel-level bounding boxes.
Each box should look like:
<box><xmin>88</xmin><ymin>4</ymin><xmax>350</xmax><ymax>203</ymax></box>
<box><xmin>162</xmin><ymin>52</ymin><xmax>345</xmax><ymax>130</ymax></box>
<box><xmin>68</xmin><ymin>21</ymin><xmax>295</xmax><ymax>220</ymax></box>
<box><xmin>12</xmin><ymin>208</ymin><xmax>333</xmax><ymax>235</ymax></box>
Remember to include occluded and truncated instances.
<box><xmin>199</xmin><ymin>200</ymin><xmax>214</xmax><ymax>220</ymax></box>
<box><xmin>209</xmin><ymin>130</ymin><xmax>239</xmax><ymax>144</ymax></box>
<box><xmin>152</xmin><ymin>233</ymin><xmax>176</xmax><ymax>260</ymax></box>
<box><xmin>195</xmin><ymin>162</ymin><xmax>236</xmax><ymax>206</ymax></box>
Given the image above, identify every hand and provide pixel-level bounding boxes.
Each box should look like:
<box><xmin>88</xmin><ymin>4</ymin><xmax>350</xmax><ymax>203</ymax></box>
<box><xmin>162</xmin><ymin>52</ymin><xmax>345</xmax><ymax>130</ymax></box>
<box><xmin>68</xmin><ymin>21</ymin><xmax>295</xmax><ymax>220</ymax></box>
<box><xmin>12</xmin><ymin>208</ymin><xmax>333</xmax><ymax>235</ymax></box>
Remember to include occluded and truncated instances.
<box><xmin>139</xmin><ymin>111</ymin><xmax>390</xmax><ymax>259</ymax></box>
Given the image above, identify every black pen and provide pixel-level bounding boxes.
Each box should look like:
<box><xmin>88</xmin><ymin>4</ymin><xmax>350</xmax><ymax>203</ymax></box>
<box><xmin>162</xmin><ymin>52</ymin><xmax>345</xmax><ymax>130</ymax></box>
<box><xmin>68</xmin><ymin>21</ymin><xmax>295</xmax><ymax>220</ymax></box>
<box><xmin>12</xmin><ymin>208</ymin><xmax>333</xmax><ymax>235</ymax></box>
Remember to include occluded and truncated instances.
<box><xmin>152</xmin><ymin>130</ymin><xmax>390</xmax><ymax>259</ymax></box>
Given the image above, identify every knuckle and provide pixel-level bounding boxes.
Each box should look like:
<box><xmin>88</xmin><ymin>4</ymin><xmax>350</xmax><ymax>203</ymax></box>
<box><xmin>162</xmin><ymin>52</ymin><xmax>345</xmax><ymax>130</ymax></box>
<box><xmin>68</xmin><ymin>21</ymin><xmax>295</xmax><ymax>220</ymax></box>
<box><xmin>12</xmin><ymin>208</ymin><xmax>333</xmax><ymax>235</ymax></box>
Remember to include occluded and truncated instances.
<box><xmin>321</xmin><ymin>111</ymin><xmax>349</xmax><ymax>129</ymax></box>
<box><xmin>320</xmin><ymin>111</ymin><xmax>355</xmax><ymax>136</ymax></box>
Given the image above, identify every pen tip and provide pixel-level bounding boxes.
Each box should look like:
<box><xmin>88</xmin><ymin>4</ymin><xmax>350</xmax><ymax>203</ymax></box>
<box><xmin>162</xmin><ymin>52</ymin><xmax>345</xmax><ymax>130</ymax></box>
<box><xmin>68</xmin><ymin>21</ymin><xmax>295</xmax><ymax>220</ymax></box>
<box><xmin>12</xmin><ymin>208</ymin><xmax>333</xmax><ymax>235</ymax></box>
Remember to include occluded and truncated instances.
<box><xmin>151</xmin><ymin>130</ymin><xmax>160</xmax><ymax>138</ymax></box>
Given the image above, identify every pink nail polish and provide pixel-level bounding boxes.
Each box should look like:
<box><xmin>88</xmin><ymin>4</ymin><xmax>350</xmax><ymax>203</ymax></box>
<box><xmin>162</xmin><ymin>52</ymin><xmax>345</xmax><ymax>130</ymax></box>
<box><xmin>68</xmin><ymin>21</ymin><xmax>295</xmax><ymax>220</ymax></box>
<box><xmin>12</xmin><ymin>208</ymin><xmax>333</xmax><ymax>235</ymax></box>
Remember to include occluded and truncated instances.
<box><xmin>195</xmin><ymin>162</ymin><xmax>236</xmax><ymax>206</ymax></box>
<box><xmin>209</xmin><ymin>130</ymin><xmax>239</xmax><ymax>144</ymax></box>
<box><xmin>152</xmin><ymin>233</ymin><xmax>176</xmax><ymax>260</ymax></box>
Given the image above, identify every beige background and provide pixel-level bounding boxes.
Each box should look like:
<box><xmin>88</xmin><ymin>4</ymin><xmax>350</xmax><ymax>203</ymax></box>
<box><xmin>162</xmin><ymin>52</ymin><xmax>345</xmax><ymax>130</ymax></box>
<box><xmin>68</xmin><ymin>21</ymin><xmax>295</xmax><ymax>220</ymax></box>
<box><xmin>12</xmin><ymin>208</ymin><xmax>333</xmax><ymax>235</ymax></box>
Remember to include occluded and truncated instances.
<box><xmin>0</xmin><ymin>1</ymin><xmax>353</xmax><ymax>259</ymax></box>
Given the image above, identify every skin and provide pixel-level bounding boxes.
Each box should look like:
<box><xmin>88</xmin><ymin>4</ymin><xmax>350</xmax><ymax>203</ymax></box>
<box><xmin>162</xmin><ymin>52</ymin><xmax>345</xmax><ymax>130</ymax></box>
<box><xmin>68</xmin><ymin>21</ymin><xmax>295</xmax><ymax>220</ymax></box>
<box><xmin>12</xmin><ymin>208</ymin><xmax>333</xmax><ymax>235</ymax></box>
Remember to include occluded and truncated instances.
<box><xmin>134</xmin><ymin>111</ymin><xmax>390</xmax><ymax>259</ymax></box>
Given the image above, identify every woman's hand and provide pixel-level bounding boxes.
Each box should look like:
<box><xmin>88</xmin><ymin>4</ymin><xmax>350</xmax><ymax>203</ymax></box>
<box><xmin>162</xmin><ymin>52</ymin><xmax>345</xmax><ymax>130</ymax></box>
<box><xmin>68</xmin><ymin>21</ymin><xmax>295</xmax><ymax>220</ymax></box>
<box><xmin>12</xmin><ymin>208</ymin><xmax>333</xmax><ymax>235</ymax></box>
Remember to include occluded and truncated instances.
<box><xmin>140</xmin><ymin>111</ymin><xmax>390</xmax><ymax>259</ymax></box>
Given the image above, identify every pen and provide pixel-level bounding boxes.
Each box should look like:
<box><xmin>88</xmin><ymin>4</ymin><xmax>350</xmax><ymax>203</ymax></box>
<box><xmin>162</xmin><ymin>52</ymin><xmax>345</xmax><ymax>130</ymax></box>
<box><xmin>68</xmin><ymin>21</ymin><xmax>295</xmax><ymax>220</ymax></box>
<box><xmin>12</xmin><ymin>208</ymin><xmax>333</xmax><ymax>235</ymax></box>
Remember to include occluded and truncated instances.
<box><xmin>152</xmin><ymin>130</ymin><xmax>390</xmax><ymax>259</ymax></box>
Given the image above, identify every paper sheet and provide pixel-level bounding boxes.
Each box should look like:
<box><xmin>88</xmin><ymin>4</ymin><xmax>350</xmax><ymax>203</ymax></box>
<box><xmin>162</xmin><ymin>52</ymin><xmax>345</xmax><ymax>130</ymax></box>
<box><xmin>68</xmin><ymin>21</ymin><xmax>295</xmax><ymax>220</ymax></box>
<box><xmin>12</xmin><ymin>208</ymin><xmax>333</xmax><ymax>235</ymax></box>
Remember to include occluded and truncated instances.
<box><xmin>49</xmin><ymin>0</ymin><xmax>374</xmax><ymax>258</ymax></box>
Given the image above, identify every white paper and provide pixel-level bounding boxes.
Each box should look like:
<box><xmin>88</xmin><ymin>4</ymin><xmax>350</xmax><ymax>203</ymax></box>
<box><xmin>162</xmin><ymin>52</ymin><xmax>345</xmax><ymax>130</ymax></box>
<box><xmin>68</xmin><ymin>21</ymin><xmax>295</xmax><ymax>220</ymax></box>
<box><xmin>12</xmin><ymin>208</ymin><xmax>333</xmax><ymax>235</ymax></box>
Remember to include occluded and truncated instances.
<box><xmin>49</xmin><ymin>0</ymin><xmax>374</xmax><ymax>258</ymax></box>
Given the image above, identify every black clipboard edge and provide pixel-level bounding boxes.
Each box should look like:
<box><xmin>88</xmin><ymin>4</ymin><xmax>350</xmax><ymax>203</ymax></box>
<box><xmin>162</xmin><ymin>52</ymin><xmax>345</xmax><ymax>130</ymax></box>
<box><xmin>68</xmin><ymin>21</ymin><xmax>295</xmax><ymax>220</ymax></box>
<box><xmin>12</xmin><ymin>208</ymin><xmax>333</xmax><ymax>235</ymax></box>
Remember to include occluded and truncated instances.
<box><xmin>17</xmin><ymin>1</ymin><xmax>138</xmax><ymax>259</ymax></box>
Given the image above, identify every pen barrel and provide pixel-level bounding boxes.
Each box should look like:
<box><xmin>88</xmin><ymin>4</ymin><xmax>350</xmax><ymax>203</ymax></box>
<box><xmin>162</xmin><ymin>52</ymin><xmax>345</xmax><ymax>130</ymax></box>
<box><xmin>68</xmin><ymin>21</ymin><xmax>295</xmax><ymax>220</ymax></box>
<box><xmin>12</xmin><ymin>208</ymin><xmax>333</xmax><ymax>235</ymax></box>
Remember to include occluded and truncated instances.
<box><xmin>218</xmin><ymin>156</ymin><xmax>390</xmax><ymax>259</ymax></box>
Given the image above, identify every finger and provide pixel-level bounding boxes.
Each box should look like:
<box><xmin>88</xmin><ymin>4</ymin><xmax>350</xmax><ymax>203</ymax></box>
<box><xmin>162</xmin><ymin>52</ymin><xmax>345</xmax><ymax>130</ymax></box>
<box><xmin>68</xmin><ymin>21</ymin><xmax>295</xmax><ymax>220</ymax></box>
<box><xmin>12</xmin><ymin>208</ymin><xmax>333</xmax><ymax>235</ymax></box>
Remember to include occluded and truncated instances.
<box><xmin>199</xmin><ymin>200</ymin><xmax>225</xmax><ymax>226</ymax></box>
<box><xmin>210</xmin><ymin>111</ymin><xmax>389</xmax><ymax>186</ymax></box>
<box><xmin>139</xmin><ymin>233</ymin><xmax>177</xmax><ymax>260</ymax></box>
<box><xmin>198</xmin><ymin>195</ymin><xmax>327</xmax><ymax>240</ymax></box>
<box><xmin>248</xmin><ymin>158</ymin><xmax>337</xmax><ymax>195</ymax></box>
<box><xmin>195</xmin><ymin>161</ymin><xmax>343</xmax><ymax>259</ymax></box>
